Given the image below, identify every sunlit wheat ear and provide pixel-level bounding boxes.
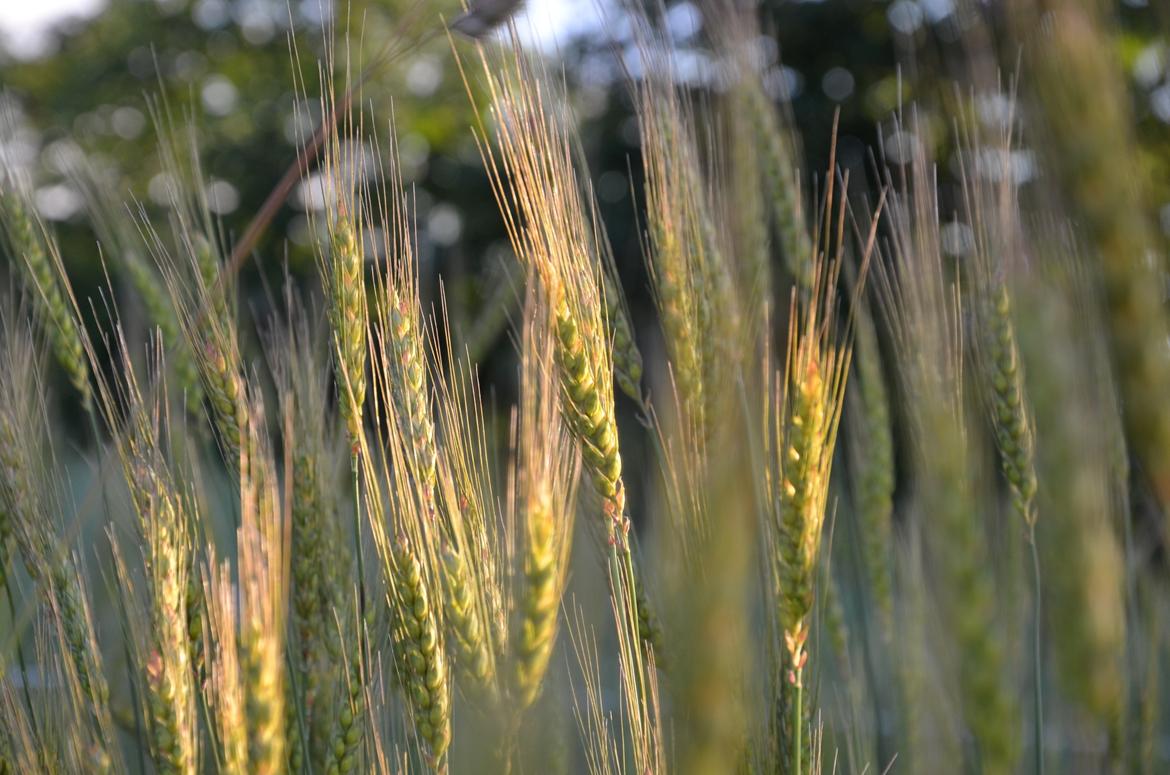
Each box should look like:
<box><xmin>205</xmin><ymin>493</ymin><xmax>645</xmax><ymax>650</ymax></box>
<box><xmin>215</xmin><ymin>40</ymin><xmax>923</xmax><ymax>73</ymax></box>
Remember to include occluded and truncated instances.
<box><xmin>766</xmin><ymin>264</ymin><xmax>852</xmax><ymax>773</ymax></box>
<box><xmin>320</xmin><ymin>598</ymin><xmax>367</xmax><ymax>775</ymax></box>
<box><xmin>308</xmin><ymin>61</ymin><xmax>372</xmax><ymax>464</ymax></box>
<box><xmin>506</xmin><ymin>284</ymin><xmax>579</xmax><ymax>713</ymax></box>
<box><xmin>0</xmin><ymin>185</ymin><xmax>92</xmax><ymax>412</ymax></box>
<box><xmin>361</xmin><ymin>368</ymin><xmax>451</xmax><ymax>770</ymax></box>
<box><xmin>462</xmin><ymin>36</ymin><xmax>626</xmax><ymax>543</ymax></box>
<box><xmin>364</xmin><ymin>131</ymin><xmax>440</xmax><ymax>515</ymax></box>
<box><xmin>429</xmin><ymin>318</ymin><xmax>505</xmax><ymax>704</ymax></box>
<box><xmin>459</xmin><ymin>27</ymin><xmax>664</xmax><ymax>671</ymax></box>
<box><xmin>372</xmin><ymin>265</ymin><xmax>438</xmax><ymax>514</ymax></box>
<box><xmin>24</xmin><ymin>219</ymin><xmax>203</xmax><ymax>774</ymax></box>
<box><xmin>628</xmin><ymin>46</ymin><xmax>705</xmax><ymax>431</ymax></box>
<box><xmin>138</xmin><ymin>198</ymin><xmax>248</xmax><ymax>469</ymax></box>
<box><xmin>85</xmin><ymin>338</ymin><xmax>198</xmax><ymax>775</ymax></box>
<box><xmin>235</xmin><ymin>399</ymin><xmax>289</xmax><ymax>775</ymax></box>
<box><xmin>204</xmin><ymin>555</ymin><xmax>247</xmax><ymax>774</ymax></box>
<box><xmin>439</xmin><ymin>543</ymin><xmax>493</xmax><ymax>696</ymax></box>
<box><xmin>391</xmin><ymin>538</ymin><xmax>451</xmax><ymax>769</ymax></box>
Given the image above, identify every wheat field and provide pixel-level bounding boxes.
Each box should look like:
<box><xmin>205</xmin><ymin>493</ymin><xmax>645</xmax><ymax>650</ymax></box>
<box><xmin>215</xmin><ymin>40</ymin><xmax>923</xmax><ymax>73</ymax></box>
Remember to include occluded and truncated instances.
<box><xmin>0</xmin><ymin>1</ymin><xmax>1166</xmax><ymax>773</ymax></box>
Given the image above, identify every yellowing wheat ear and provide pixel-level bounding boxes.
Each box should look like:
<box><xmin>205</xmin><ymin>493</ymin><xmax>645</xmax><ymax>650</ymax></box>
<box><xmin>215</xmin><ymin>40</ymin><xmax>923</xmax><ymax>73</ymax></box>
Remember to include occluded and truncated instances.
<box><xmin>462</xmin><ymin>32</ymin><xmax>663</xmax><ymax>659</ymax></box>
<box><xmin>765</xmin><ymin>256</ymin><xmax>852</xmax><ymax>773</ymax></box>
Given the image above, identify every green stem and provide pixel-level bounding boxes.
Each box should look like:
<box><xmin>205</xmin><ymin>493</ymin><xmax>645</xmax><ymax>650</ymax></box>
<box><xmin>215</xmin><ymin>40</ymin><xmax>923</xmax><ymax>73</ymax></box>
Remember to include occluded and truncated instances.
<box><xmin>1029</xmin><ymin>526</ymin><xmax>1044</xmax><ymax>775</ymax></box>
<box><xmin>350</xmin><ymin>459</ymin><xmax>366</xmax><ymax>625</ymax></box>
<box><xmin>793</xmin><ymin>668</ymin><xmax>804</xmax><ymax>775</ymax></box>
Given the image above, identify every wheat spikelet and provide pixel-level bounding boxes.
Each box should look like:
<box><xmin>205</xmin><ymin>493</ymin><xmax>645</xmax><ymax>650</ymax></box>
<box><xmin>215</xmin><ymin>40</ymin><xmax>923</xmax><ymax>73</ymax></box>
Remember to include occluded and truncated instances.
<box><xmin>366</xmin><ymin>139</ymin><xmax>439</xmax><ymax>515</ymax></box>
<box><xmin>510</xmin><ymin>492</ymin><xmax>558</xmax><ymax>708</ymax></box>
<box><xmin>139</xmin><ymin>497</ymin><xmax>196</xmax><ymax>775</ymax></box>
<box><xmin>710</xmin><ymin>7</ymin><xmax>774</xmax><ymax>344</ymax></box>
<box><xmin>135</xmin><ymin>104</ymin><xmax>250</xmax><ymax>466</ymax></box>
<box><xmin>766</xmin><ymin>279</ymin><xmax>851</xmax><ymax>771</ymax></box>
<box><xmin>429</xmin><ymin>297</ymin><xmax>511</xmax><ymax>706</ymax></box>
<box><xmin>377</xmin><ymin>280</ymin><xmax>438</xmax><ymax>508</ymax></box>
<box><xmin>111</xmin><ymin>403</ymin><xmax>198</xmax><ymax>775</ymax></box>
<box><xmin>634</xmin><ymin>64</ymin><xmax>709</xmax><ymax>429</ymax></box>
<box><xmin>764</xmin><ymin>198</ymin><xmax>857</xmax><ymax>756</ymax></box>
<box><xmin>631</xmin><ymin>21</ymin><xmax>745</xmax><ymax>436</ymax></box>
<box><xmin>204</xmin><ymin>557</ymin><xmax>248</xmax><ymax>774</ymax></box>
<box><xmin>146</xmin><ymin>213</ymin><xmax>248</xmax><ymax>466</ymax></box>
<box><xmin>265</xmin><ymin>291</ymin><xmax>354</xmax><ymax>769</ymax></box>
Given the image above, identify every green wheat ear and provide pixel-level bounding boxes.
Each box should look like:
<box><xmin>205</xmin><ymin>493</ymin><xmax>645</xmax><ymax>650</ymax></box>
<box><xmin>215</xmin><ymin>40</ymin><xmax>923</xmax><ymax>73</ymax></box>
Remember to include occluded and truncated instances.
<box><xmin>327</xmin><ymin>214</ymin><xmax>368</xmax><ymax>458</ymax></box>
<box><xmin>510</xmin><ymin>495</ymin><xmax>558</xmax><ymax>709</ymax></box>
<box><xmin>0</xmin><ymin>190</ymin><xmax>92</xmax><ymax>411</ymax></box>
<box><xmin>440</xmin><ymin>545</ymin><xmax>493</xmax><ymax>695</ymax></box>
<box><xmin>390</xmin><ymin>540</ymin><xmax>451</xmax><ymax>770</ymax></box>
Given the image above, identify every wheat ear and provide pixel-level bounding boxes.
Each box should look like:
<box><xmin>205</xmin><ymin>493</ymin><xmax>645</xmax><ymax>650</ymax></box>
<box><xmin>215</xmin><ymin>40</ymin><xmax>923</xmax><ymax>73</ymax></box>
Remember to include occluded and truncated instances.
<box><xmin>850</xmin><ymin>303</ymin><xmax>894</xmax><ymax>641</ymax></box>
<box><xmin>391</xmin><ymin>539</ymin><xmax>451</xmax><ymax>769</ymax></box>
<box><xmin>327</xmin><ymin>213</ymin><xmax>368</xmax><ymax>458</ymax></box>
<box><xmin>509</xmin><ymin>290</ymin><xmax>577</xmax><ymax>711</ymax></box>
<box><xmin>742</xmin><ymin>82</ymin><xmax>814</xmax><ymax>292</ymax></box>
<box><xmin>440</xmin><ymin>545</ymin><xmax>493</xmax><ymax>694</ymax></box>
<box><xmin>0</xmin><ymin>189</ymin><xmax>92</xmax><ymax>410</ymax></box>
